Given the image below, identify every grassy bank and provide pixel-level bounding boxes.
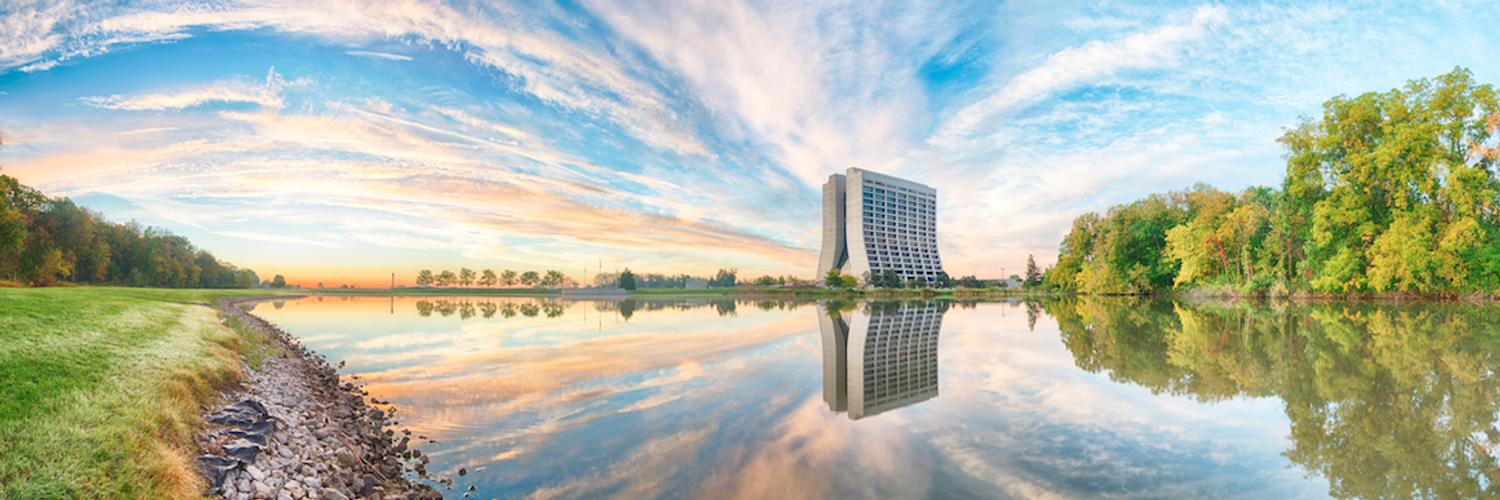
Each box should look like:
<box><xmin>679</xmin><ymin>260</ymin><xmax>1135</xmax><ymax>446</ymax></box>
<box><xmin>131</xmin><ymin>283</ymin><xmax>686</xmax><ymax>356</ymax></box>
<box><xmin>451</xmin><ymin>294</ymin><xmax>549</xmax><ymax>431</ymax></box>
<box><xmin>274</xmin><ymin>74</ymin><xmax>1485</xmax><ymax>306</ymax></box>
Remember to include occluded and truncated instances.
<box><xmin>0</xmin><ymin>287</ymin><xmax>285</xmax><ymax>499</ymax></box>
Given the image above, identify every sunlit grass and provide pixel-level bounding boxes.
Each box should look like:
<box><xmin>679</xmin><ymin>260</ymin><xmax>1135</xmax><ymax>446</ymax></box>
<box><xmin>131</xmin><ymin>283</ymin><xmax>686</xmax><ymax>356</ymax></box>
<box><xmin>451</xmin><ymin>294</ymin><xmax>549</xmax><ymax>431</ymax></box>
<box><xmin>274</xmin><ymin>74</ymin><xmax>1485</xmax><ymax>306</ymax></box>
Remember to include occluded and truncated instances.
<box><xmin>0</xmin><ymin>287</ymin><xmax>287</xmax><ymax>499</ymax></box>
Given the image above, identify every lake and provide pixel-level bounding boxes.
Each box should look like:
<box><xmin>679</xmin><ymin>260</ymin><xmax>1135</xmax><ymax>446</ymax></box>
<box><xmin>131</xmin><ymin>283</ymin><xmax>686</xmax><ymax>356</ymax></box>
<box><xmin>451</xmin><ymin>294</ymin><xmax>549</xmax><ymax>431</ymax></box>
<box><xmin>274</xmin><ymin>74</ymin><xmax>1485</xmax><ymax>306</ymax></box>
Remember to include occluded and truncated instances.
<box><xmin>246</xmin><ymin>295</ymin><xmax>1500</xmax><ymax>499</ymax></box>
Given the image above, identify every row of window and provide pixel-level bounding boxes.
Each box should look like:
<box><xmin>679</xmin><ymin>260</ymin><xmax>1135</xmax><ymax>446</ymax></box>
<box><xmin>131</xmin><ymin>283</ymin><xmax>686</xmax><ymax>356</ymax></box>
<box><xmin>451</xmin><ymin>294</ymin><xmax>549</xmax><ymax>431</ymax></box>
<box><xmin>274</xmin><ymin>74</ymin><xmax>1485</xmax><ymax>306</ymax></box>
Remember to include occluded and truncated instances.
<box><xmin>862</xmin><ymin>192</ymin><xmax>934</xmax><ymax>212</ymax></box>
<box><xmin>862</xmin><ymin>181</ymin><xmax>936</xmax><ymax>202</ymax></box>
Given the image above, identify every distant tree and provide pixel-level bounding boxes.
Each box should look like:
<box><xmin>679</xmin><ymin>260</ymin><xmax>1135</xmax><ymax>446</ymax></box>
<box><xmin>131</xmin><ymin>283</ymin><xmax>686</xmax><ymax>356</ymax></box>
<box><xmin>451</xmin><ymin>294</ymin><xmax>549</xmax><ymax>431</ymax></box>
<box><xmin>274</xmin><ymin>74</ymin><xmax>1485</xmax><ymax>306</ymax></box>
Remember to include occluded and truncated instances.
<box><xmin>958</xmin><ymin>275</ymin><xmax>982</xmax><ymax>288</ymax></box>
<box><xmin>501</xmin><ymin>269</ymin><xmax>517</xmax><ymax>287</ymax></box>
<box><xmin>1025</xmin><ymin>255</ymin><xmax>1041</xmax><ymax>289</ymax></box>
<box><xmin>416</xmin><ymin>269</ymin><xmax>434</xmax><ymax>287</ymax></box>
<box><xmin>840</xmin><ymin>274</ymin><xmax>859</xmax><ymax>289</ymax></box>
<box><xmin>480</xmin><ymin>269</ymin><xmax>497</xmax><ymax>287</ymax></box>
<box><xmin>934</xmin><ymin>271</ymin><xmax>954</xmax><ymax>289</ymax></box>
<box><xmin>459</xmin><ymin>267</ymin><xmax>476</xmax><ymax>287</ymax></box>
<box><xmin>317</xmin><ymin>282</ymin><xmax>324</xmax><ymax>289</ymax></box>
<box><xmin>520</xmin><ymin>270</ymin><xmax>540</xmax><ymax>287</ymax></box>
<box><xmin>543</xmin><ymin>270</ymin><xmax>566</xmax><ymax>287</ymax></box>
<box><xmin>881</xmin><ymin>269</ymin><xmax>902</xmax><ymax>289</ymax></box>
<box><xmin>437</xmin><ymin>270</ymin><xmax>456</xmax><ymax>287</ymax></box>
<box><xmin>709</xmin><ymin>268</ymin><xmax>738</xmax><ymax>288</ymax></box>
<box><xmin>824</xmin><ymin>269</ymin><xmax>844</xmax><ymax>288</ymax></box>
<box><xmin>753</xmin><ymin>274</ymin><xmax>777</xmax><ymax>286</ymax></box>
<box><xmin>234</xmin><ymin>270</ymin><xmax>254</xmax><ymax>289</ymax></box>
<box><xmin>272</xmin><ymin>274</ymin><xmax>287</xmax><ymax>288</ymax></box>
<box><xmin>907</xmin><ymin>276</ymin><xmax>928</xmax><ymax>289</ymax></box>
<box><xmin>619</xmin><ymin>268</ymin><xmax>637</xmax><ymax>290</ymax></box>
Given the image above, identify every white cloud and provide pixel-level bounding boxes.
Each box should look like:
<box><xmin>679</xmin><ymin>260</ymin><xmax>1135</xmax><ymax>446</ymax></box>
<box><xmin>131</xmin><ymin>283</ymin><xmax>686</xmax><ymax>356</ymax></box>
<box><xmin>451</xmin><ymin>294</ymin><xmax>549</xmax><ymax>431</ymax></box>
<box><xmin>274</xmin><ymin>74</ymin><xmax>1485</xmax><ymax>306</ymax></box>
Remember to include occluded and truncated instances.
<box><xmin>931</xmin><ymin>5</ymin><xmax>1228</xmax><ymax>146</ymax></box>
<box><xmin>346</xmin><ymin>50</ymin><xmax>411</xmax><ymax>61</ymax></box>
<box><xmin>19</xmin><ymin>59</ymin><xmax>57</xmax><ymax>72</ymax></box>
<box><xmin>79</xmin><ymin>67</ymin><xmax>287</xmax><ymax>111</ymax></box>
<box><xmin>215</xmin><ymin>230</ymin><xmax>348</xmax><ymax>248</ymax></box>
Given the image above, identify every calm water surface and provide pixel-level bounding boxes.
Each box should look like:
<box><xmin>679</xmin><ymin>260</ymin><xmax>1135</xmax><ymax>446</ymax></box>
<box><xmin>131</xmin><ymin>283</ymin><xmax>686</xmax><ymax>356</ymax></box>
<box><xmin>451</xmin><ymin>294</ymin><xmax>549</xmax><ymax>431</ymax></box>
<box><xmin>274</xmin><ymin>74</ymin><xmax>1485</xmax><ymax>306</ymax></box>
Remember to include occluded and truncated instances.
<box><xmin>247</xmin><ymin>295</ymin><xmax>1500</xmax><ymax>499</ymax></box>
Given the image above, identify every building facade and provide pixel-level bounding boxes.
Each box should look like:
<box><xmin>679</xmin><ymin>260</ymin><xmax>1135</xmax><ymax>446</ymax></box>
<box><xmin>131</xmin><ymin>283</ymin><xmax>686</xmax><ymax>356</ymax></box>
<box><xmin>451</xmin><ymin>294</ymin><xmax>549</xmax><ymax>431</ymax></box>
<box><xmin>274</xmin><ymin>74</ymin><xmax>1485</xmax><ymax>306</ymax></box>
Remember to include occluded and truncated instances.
<box><xmin>817</xmin><ymin>168</ymin><xmax>944</xmax><ymax>284</ymax></box>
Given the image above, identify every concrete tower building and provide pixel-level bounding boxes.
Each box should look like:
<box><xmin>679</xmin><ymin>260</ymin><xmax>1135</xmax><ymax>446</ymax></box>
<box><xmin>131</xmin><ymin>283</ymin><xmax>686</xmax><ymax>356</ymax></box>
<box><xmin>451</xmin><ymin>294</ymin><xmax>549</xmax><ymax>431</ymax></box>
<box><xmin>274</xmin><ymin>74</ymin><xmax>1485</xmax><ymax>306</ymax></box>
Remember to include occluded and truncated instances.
<box><xmin>817</xmin><ymin>168</ymin><xmax>944</xmax><ymax>284</ymax></box>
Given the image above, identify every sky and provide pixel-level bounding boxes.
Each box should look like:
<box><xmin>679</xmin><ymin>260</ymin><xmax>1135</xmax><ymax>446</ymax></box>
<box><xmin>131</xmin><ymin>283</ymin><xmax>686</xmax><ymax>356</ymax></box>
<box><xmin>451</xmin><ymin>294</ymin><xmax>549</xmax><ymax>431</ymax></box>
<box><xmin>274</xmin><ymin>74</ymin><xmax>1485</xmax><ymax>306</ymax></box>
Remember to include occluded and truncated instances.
<box><xmin>2</xmin><ymin>0</ymin><xmax>1499</xmax><ymax>286</ymax></box>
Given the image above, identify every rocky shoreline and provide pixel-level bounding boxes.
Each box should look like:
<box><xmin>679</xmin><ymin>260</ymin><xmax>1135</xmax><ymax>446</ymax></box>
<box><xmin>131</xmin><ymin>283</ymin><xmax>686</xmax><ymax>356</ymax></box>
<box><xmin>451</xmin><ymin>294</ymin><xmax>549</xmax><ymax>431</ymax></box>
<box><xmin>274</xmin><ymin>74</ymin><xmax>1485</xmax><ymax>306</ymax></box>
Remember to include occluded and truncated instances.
<box><xmin>197</xmin><ymin>296</ymin><xmax>444</xmax><ymax>500</ymax></box>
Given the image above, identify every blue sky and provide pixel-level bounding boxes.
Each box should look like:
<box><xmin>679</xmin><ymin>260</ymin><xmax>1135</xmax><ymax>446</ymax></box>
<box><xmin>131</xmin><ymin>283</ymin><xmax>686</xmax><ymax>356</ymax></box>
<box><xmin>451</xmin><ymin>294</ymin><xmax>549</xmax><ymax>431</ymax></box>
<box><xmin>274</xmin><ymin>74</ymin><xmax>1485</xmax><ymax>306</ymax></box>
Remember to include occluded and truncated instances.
<box><xmin>2</xmin><ymin>0</ymin><xmax>1497</xmax><ymax>285</ymax></box>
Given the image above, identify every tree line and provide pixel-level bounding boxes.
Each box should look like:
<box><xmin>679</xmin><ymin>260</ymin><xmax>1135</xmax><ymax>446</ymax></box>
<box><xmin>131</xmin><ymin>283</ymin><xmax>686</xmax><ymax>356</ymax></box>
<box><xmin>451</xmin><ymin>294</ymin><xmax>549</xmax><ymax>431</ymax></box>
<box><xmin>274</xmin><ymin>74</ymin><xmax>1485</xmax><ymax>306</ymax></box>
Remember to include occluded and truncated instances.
<box><xmin>0</xmin><ymin>175</ymin><xmax>260</xmax><ymax>288</ymax></box>
<box><xmin>1047</xmin><ymin>68</ymin><xmax>1500</xmax><ymax>296</ymax></box>
<box><xmin>601</xmin><ymin>268</ymin><xmax>768</xmax><ymax>290</ymax></box>
<box><xmin>414</xmin><ymin>268</ymin><xmax>568</xmax><ymax>288</ymax></box>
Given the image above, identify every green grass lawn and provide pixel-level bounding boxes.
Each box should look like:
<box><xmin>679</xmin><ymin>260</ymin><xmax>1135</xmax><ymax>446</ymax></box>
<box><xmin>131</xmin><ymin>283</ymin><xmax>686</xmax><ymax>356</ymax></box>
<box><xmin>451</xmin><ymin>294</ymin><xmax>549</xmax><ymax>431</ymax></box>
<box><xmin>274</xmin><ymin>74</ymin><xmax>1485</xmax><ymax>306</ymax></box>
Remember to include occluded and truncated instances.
<box><xmin>0</xmin><ymin>287</ymin><xmax>282</xmax><ymax>499</ymax></box>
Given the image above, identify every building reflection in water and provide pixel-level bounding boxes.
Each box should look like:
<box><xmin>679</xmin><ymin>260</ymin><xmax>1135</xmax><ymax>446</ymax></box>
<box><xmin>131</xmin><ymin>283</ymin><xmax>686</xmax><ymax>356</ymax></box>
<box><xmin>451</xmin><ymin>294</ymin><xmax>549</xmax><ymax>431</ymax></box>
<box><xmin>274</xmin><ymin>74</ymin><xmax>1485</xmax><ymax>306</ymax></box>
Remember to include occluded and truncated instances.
<box><xmin>820</xmin><ymin>301</ymin><xmax>946</xmax><ymax>420</ymax></box>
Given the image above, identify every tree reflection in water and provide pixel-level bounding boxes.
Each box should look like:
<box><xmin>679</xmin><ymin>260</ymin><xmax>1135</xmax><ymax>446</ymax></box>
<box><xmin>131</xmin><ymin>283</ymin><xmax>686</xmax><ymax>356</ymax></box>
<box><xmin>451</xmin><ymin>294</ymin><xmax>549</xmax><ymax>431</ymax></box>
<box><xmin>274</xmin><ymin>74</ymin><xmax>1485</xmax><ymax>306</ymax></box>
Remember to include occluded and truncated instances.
<box><xmin>409</xmin><ymin>297</ymin><xmax>818</xmax><ymax>321</ymax></box>
<box><xmin>1046</xmin><ymin>297</ymin><xmax>1500</xmax><ymax>499</ymax></box>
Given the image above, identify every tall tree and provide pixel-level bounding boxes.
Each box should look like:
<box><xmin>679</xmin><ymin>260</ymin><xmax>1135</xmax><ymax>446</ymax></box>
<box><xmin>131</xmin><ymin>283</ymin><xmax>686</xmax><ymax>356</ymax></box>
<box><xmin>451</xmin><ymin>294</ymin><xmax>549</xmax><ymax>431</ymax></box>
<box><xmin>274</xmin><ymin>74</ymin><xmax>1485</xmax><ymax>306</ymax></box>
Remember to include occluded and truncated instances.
<box><xmin>480</xmin><ymin>269</ymin><xmax>497</xmax><ymax>287</ymax></box>
<box><xmin>458</xmin><ymin>267</ymin><xmax>476</xmax><ymax>287</ymax></box>
<box><xmin>619</xmin><ymin>268</ymin><xmax>637</xmax><ymax>290</ymax></box>
<box><xmin>520</xmin><ymin>270</ymin><xmax>540</xmax><ymax>287</ymax></box>
<box><xmin>416</xmin><ymin>269</ymin><xmax>435</xmax><ymax>287</ymax></box>
<box><xmin>501</xmin><ymin>269</ymin><xmax>517</xmax><ymax>287</ymax></box>
<box><xmin>1025</xmin><ymin>255</ymin><xmax>1041</xmax><ymax>287</ymax></box>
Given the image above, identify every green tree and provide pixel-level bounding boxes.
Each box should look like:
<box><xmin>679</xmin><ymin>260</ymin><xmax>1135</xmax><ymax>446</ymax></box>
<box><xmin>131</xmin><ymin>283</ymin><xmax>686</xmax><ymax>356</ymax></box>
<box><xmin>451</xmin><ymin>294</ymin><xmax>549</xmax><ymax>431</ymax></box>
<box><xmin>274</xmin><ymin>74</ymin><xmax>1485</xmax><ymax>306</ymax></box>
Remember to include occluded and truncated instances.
<box><xmin>271</xmin><ymin>274</ymin><xmax>287</xmax><ymax>288</ymax></box>
<box><xmin>619</xmin><ymin>268</ymin><xmax>637</xmax><ymax>290</ymax></box>
<box><xmin>436</xmin><ymin>270</ymin><xmax>456</xmax><ymax>287</ymax></box>
<box><xmin>543</xmin><ymin>270</ymin><xmax>566</xmax><ymax>287</ymax></box>
<box><xmin>1280</xmin><ymin>67</ymin><xmax>1500</xmax><ymax>294</ymax></box>
<box><xmin>824</xmin><ymin>269</ymin><xmax>845</xmax><ymax>288</ymax></box>
<box><xmin>479</xmin><ymin>269</ymin><xmax>497</xmax><ymax>287</ymax></box>
<box><xmin>1025</xmin><ymin>255</ymin><xmax>1041</xmax><ymax>288</ymax></box>
<box><xmin>881</xmin><ymin>269</ymin><xmax>902</xmax><ymax>289</ymax></box>
<box><xmin>501</xmin><ymin>269</ymin><xmax>517</xmax><ymax>287</ymax></box>
<box><xmin>520</xmin><ymin>270</ymin><xmax>540</xmax><ymax>287</ymax></box>
<box><xmin>416</xmin><ymin>269</ymin><xmax>435</xmax><ymax>287</ymax></box>
<box><xmin>458</xmin><ymin>267</ymin><xmax>476</xmax><ymax>287</ymax></box>
<box><xmin>709</xmin><ymin>268</ymin><xmax>738</xmax><ymax>288</ymax></box>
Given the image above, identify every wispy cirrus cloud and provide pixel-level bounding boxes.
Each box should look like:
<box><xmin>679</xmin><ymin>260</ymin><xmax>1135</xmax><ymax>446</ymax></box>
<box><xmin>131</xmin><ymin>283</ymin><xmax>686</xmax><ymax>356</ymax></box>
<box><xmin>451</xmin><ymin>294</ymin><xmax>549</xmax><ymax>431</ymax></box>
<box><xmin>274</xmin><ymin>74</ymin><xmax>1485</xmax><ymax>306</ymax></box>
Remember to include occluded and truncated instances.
<box><xmin>345</xmin><ymin>50</ymin><xmax>410</xmax><ymax>61</ymax></box>
<box><xmin>930</xmin><ymin>5</ymin><xmax>1229</xmax><ymax>147</ymax></box>
<box><xmin>79</xmin><ymin>67</ymin><xmax>288</xmax><ymax>110</ymax></box>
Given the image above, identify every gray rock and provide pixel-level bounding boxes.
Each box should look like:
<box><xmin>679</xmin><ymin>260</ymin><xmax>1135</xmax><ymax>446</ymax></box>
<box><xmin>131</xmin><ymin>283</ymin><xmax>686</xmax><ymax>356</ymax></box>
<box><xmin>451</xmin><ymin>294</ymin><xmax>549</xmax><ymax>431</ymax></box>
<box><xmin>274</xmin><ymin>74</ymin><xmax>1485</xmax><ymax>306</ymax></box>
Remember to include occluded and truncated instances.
<box><xmin>251</xmin><ymin>480</ymin><xmax>272</xmax><ymax>500</ymax></box>
<box><xmin>335</xmin><ymin>449</ymin><xmax>357</xmax><ymax>467</ymax></box>
<box><xmin>246</xmin><ymin>464</ymin><xmax>268</xmax><ymax>481</ymax></box>
<box><xmin>320</xmin><ymin>489</ymin><xmax>348</xmax><ymax>500</ymax></box>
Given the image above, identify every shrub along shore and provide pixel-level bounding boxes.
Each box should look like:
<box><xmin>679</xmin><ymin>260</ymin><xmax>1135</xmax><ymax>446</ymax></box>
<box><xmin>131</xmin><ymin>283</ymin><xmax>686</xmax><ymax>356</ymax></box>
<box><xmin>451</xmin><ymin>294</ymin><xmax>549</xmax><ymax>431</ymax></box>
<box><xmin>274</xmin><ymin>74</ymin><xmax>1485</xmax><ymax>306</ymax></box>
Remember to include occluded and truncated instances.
<box><xmin>0</xmin><ymin>287</ymin><xmax>438</xmax><ymax>499</ymax></box>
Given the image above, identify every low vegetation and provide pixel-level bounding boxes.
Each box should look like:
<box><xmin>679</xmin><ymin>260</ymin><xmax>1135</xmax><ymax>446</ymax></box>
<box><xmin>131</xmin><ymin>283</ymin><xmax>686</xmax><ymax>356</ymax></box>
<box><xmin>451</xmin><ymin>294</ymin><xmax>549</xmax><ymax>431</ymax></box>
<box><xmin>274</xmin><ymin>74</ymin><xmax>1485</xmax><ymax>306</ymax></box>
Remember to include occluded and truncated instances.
<box><xmin>1047</xmin><ymin>67</ymin><xmax>1500</xmax><ymax>297</ymax></box>
<box><xmin>0</xmin><ymin>287</ymin><xmax>277</xmax><ymax>499</ymax></box>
